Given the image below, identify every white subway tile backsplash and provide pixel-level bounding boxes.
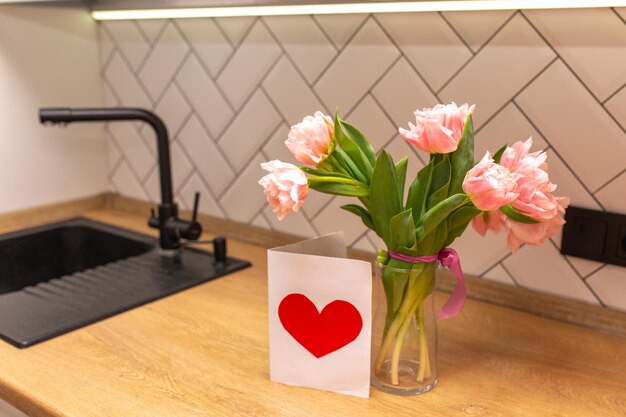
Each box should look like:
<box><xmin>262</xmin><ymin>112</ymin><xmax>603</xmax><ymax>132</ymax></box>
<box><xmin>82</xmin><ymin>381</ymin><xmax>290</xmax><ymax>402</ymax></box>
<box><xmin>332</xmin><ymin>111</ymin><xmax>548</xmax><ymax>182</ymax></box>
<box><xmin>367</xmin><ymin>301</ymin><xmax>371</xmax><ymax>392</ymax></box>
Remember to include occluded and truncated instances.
<box><xmin>176</xmin><ymin>19</ymin><xmax>233</xmax><ymax>77</ymax></box>
<box><xmin>605</xmin><ymin>86</ymin><xmax>626</xmax><ymax>131</ymax></box>
<box><xmin>516</xmin><ymin>60</ymin><xmax>626</xmax><ymax>192</ymax></box>
<box><xmin>263</xmin><ymin>206</ymin><xmax>317</xmax><ymax>239</ymax></box>
<box><xmin>136</xmin><ymin>20</ymin><xmax>167</xmax><ymax>45</ymax></box>
<box><xmin>595</xmin><ymin>171</ymin><xmax>626</xmax><ymax>214</ymax></box>
<box><xmin>474</xmin><ymin>103</ymin><xmax>547</xmax><ymax>161</ymax></box>
<box><xmin>215</xmin><ymin>16</ymin><xmax>256</xmax><ymax>46</ymax></box>
<box><xmin>439</xmin><ymin>14</ymin><xmax>555</xmax><ymax>128</ymax></box>
<box><xmin>216</xmin><ymin>21</ymin><xmax>282</xmax><ymax>110</ymax></box>
<box><xmin>263</xmin><ymin>16</ymin><xmax>337</xmax><ymax>83</ymax></box>
<box><xmin>503</xmin><ymin>243</ymin><xmax>600</xmax><ymax>304</ymax></box>
<box><xmin>153</xmin><ymin>84</ymin><xmax>192</xmax><ymax>138</ymax></box>
<box><xmin>138</xmin><ymin>22</ymin><xmax>190</xmax><ymax>102</ymax></box>
<box><xmin>375</xmin><ymin>12</ymin><xmax>472</xmax><ymax>92</ymax></box>
<box><xmin>542</xmin><ymin>150</ymin><xmax>602</xmax><ymax>211</ymax></box>
<box><xmin>483</xmin><ymin>264</ymin><xmax>516</xmax><ymax>285</ymax></box>
<box><xmin>177</xmin><ymin>115</ymin><xmax>235</xmax><ymax>196</ymax></box>
<box><xmin>176</xmin><ymin>55</ymin><xmax>233</xmax><ymax>138</ymax></box>
<box><xmin>313</xmin><ymin>14</ymin><xmax>367</xmax><ymax>50</ymax></box>
<box><xmin>441</xmin><ymin>10</ymin><xmax>515</xmax><ymax>52</ymax></box>
<box><xmin>103</xmin><ymin>52</ymin><xmax>152</xmax><ymax>109</ymax></box>
<box><xmin>219</xmin><ymin>154</ymin><xmax>268</xmax><ymax>223</ymax></box>
<box><xmin>100</xmin><ymin>9</ymin><xmax>626</xmax><ymax>311</ymax></box>
<box><xmin>218</xmin><ymin>90</ymin><xmax>281</xmax><ymax>171</ymax></box>
<box><xmin>524</xmin><ymin>9</ymin><xmax>626</xmax><ymax>102</ymax></box>
<box><xmin>111</xmin><ymin>160</ymin><xmax>148</xmax><ymax>200</ymax></box>
<box><xmin>262</xmin><ymin>57</ymin><xmax>327</xmax><ymax>124</ymax></box>
<box><xmin>170</xmin><ymin>141</ymin><xmax>194</xmax><ymax>191</ymax></box>
<box><xmin>107</xmin><ymin>123</ymin><xmax>154</xmax><ymax>181</ymax></box>
<box><xmin>102</xmin><ymin>21</ymin><xmax>150</xmax><ymax>71</ymax></box>
<box><xmin>586</xmin><ymin>265</ymin><xmax>626</xmax><ymax>310</ymax></box>
<box><xmin>179</xmin><ymin>172</ymin><xmax>225</xmax><ymax>217</ymax></box>
<box><xmin>345</xmin><ymin>95</ymin><xmax>396</xmax><ymax>151</ymax></box>
<box><xmin>315</xmin><ymin>18</ymin><xmax>400</xmax><ymax>114</ymax></box>
<box><xmin>371</xmin><ymin>58</ymin><xmax>438</xmax><ymax>128</ymax></box>
<box><xmin>261</xmin><ymin>124</ymin><xmax>295</xmax><ymax>165</ymax></box>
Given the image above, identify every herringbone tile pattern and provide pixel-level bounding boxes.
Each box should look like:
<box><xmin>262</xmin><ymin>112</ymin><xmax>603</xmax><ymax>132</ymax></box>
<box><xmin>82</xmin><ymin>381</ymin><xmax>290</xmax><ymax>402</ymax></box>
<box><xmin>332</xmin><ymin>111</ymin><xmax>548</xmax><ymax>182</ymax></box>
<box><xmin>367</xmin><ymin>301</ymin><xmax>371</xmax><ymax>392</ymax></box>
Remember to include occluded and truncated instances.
<box><xmin>98</xmin><ymin>9</ymin><xmax>626</xmax><ymax>310</ymax></box>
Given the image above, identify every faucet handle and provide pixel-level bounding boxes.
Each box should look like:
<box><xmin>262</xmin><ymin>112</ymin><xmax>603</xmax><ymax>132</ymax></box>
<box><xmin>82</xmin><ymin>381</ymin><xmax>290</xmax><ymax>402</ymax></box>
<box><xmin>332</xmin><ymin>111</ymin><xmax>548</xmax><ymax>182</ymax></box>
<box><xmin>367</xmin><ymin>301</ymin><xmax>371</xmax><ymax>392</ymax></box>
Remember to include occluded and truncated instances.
<box><xmin>191</xmin><ymin>192</ymin><xmax>200</xmax><ymax>223</ymax></box>
<box><xmin>148</xmin><ymin>207</ymin><xmax>159</xmax><ymax>228</ymax></box>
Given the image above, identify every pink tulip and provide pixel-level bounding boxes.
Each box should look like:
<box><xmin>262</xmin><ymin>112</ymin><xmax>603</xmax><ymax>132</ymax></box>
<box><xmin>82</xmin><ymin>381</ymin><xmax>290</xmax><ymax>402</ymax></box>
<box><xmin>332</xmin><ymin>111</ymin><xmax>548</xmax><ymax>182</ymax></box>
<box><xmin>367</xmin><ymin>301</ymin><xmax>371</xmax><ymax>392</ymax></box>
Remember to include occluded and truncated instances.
<box><xmin>499</xmin><ymin>138</ymin><xmax>558</xmax><ymax>222</ymax></box>
<box><xmin>503</xmin><ymin>196</ymin><xmax>569</xmax><ymax>253</ymax></box>
<box><xmin>463</xmin><ymin>152</ymin><xmax>518</xmax><ymax>211</ymax></box>
<box><xmin>399</xmin><ymin>102</ymin><xmax>475</xmax><ymax>154</ymax></box>
<box><xmin>472</xmin><ymin>138</ymin><xmax>569</xmax><ymax>253</ymax></box>
<box><xmin>259</xmin><ymin>160</ymin><xmax>309</xmax><ymax>220</ymax></box>
<box><xmin>285</xmin><ymin>111</ymin><xmax>334</xmax><ymax>165</ymax></box>
<box><xmin>471</xmin><ymin>210</ymin><xmax>505</xmax><ymax>236</ymax></box>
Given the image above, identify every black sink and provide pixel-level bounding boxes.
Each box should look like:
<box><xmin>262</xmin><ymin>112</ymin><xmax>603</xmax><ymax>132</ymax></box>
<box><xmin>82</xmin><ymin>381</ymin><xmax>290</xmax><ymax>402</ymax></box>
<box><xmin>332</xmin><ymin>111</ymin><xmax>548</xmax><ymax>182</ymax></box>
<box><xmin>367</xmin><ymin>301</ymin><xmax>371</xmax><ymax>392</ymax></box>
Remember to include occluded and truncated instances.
<box><xmin>0</xmin><ymin>218</ymin><xmax>250</xmax><ymax>348</ymax></box>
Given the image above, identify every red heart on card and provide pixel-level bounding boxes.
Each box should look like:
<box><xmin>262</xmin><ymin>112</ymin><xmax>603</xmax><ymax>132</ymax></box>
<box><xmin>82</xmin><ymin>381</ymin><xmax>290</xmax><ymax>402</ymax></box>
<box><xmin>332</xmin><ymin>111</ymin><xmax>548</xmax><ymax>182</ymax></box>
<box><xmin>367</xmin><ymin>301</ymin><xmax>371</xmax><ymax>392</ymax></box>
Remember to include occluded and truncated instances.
<box><xmin>278</xmin><ymin>293</ymin><xmax>363</xmax><ymax>358</ymax></box>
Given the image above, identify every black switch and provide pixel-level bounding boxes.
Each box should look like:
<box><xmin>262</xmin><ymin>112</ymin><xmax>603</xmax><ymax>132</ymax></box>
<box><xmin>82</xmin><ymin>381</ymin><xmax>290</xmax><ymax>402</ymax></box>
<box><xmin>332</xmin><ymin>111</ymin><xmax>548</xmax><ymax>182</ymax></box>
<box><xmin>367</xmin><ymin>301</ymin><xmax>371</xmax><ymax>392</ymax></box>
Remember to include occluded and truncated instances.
<box><xmin>569</xmin><ymin>216</ymin><xmax>607</xmax><ymax>255</ymax></box>
<box><xmin>562</xmin><ymin>206</ymin><xmax>626</xmax><ymax>268</ymax></box>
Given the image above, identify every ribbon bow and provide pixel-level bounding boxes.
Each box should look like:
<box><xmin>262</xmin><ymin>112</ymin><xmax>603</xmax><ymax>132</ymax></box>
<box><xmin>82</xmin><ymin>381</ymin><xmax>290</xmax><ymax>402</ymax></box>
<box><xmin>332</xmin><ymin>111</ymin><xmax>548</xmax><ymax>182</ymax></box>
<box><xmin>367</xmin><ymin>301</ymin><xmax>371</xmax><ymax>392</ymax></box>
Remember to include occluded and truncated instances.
<box><xmin>387</xmin><ymin>248</ymin><xmax>466</xmax><ymax>320</ymax></box>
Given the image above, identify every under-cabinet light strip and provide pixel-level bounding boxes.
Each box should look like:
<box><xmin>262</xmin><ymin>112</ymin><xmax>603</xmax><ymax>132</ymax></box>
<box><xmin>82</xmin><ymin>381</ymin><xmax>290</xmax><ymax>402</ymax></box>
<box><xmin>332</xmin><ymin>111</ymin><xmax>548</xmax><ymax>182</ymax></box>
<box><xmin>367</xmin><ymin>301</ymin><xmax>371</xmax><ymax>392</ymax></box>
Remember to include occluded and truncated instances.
<box><xmin>92</xmin><ymin>1</ymin><xmax>626</xmax><ymax>20</ymax></box>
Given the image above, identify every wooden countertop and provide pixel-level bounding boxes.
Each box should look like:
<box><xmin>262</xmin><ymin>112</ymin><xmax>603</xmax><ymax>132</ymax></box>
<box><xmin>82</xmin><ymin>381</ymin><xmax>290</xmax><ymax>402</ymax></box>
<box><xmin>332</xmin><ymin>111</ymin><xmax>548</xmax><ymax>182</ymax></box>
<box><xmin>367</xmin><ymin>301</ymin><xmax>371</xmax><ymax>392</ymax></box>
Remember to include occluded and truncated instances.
<box><xmin>0</xmin><ymin>209</ymin><xmax>624</xmax><ymax>417</ymax></box>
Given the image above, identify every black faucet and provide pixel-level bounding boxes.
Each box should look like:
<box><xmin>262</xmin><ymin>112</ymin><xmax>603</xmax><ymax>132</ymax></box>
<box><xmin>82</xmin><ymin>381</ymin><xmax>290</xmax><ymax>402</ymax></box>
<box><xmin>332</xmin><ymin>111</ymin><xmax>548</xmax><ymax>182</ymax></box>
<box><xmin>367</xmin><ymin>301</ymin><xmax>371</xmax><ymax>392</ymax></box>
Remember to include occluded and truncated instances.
<box><xmin>39</xmin><ymin>107</ymin><xmax>202</xmax><ymax>253</ymax></box>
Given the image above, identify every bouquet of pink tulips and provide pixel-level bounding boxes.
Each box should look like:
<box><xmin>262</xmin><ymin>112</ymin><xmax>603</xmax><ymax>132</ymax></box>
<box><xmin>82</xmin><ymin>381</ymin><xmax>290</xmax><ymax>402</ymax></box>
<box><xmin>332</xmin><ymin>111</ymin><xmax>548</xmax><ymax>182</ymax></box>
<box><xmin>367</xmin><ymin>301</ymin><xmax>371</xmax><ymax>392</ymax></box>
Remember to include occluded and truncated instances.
<box><xmin>259</xmin><ymin>102</ymin><xmax>568</xmax><ymax>389</ymax></box>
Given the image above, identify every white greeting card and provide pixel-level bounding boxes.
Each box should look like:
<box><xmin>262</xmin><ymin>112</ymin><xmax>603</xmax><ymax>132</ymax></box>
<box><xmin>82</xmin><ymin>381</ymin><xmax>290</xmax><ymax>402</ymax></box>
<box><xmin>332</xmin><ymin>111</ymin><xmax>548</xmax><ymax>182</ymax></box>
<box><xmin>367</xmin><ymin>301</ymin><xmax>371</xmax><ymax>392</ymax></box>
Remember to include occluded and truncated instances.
<box><xmin>267</xmin><ymin>232</ymin><xmax>372</xmax><ymax>398</ymax></box>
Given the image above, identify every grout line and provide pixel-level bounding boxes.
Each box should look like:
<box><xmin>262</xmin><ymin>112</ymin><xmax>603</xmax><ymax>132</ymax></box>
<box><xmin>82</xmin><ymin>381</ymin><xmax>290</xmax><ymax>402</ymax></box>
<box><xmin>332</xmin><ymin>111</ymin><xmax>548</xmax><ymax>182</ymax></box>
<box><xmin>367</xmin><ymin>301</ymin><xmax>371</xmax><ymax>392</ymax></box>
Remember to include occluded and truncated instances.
<box><xmin>309</xmin><ymin>195</ymin><xmax>337</xmax><ymax>222</ymax></box>
<box><xmin>370</xmin><ymin>14</ymin><xmax>441</xmax><ymax>101</ymax></box>
<box><xmin>211</xmin><ymin>17</ymin><xmax>237</xmax><ymax>49</ymax></box>
<box><xmin>549</xmin><ymin>238</ymin><xmax>606</xmax><ymax>307</ymax></box>
<box><xmin>601</xmin><ymin>81</ymin><xmax>626</xmax><ymax>105</ymax></box>
<box><xmin>213</xmin><ymin>16</ymin><xmax>261</xmax><ymax>81</ymax></box>
<box><xmin>520</xmin><ymin>11</ymin><xmax>626</xmax><ymax>136</ymax></box>
<box><xmin>473</xmin><ymin>55</ymin><xmax>558</xmax><ymax>136</ymax></box>
<box><xmin>611</xmin><ymin>6</ymin><xmax>626</xmax><ymax>25</ymax></box>
<box><xmin>259</xmin><ymin>18</ymin><xmax>333</xmax><ymax>116</ymax></box>
<box><xmin>583</xmin><ymin>263</ymin><xmax>608</xmax><ymax>281</ymax></box>
<box><xmin>512</xmin><ymin>102</ymin><xmax>607</xmax><ymax>210</ymax></box>
<box><xmin>593</xmin><ymin>167</ymin><xmax>626</xmax><ymax>195</ymax></box>
<box><xmin>499</xmin><ymin>262</ymin><xmax>521</xmax><ymax>287</ymax></box>
<box><xmin>480</xmin><ymin>250</ymin><xmax>516</xmax><ymax>280</ymax></box>
<box><xmin>311</xmin><ymin>14</ymin><xmax>372</xmax><ymax>87</ymax></box>
<box><xmin>435</xmin><ymin>10</ymin><xmax>519</xmax><ymax>96</ymax></box>
<box><xmin>135</xmin><ymin>20</ymin><xmax>170</xmax><ymax>76</ymax></box>
<box><xmin>310</xmin><ymin>14</ymin><xmax>340</xmax><ymax>53</ymax></box>
<box><xmin>438</xmin><ymin>11</ymin><xmax>475</xmax><ymax>56</ymax></box>
<box><xmin>481</xmin><ymin>261</ymin><xmax>517</xmax><ymax>285</ymax></box>
<box><xmin>344</xmin><ymin>54</ymin><xmax>403</xmax><ymax>117</ymax></box>
<box><xmin>132</xmin><ymin>19</ymin><xmax>152</xmax><ymax>45</ymax></box>
<box><xmin>109</xmin><ymin>36</ymin><xmax>156</xmax><ymax>107</ymax></box>
<box><xmin>172</xmin><ymin>19</ymin><xmax>238</xmax><ymax>115</ymax></box>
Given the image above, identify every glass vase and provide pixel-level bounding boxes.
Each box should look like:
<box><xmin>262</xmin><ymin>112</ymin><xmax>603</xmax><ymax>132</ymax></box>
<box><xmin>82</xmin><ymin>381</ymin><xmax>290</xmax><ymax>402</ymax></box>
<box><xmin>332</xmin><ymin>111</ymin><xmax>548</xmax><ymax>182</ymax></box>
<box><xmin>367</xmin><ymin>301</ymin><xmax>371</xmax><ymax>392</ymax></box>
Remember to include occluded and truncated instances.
<box><xmin>371</xmin><ymin>260</ymin><xmax>438</xmax><ymax>395</ymax></box>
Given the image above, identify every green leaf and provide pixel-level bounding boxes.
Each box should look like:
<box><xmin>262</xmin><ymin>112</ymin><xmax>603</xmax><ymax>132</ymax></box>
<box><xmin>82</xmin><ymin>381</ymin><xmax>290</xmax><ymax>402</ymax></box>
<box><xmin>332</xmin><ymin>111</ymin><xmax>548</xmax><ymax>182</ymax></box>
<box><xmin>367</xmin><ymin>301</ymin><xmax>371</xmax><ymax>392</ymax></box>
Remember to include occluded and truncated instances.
<box><xmin>449</xmin><ymin>115</ymin><xmax>474</xmax><ymax>195</ymax></box>
<box><xmin>338</xmin><ymin>119</ymin><xmax>376</xmax><ymax>167</ymax></box>
<box><xmin>301</xmin><ymin>167</ymin><xmax>351</xmax><ymax>179</ymax></box>
<box><xmin>492</xmin><ymin>144</ymin><xmax>507</xmax><ymax>164</ymax></box>
<box><xmin>406</xmin><ymin>161</ymin><xmax>433</xmax><ymax>224</ymax></box>
<box><xmin>395</xmin><ymin>157</ymin><xmax>408</xmax><ymax>207</ymax></box>
<box><xmin>500</xmin><ymin>204</ymin><xmax>541</xmax><ymax>224</ymax></box>
<box><xmin>388</xmin><ymin>208</ymin><xmax>416</xmax><ymax>253</ymax></box>
<box><xmin>369</xmin><ymin>150</ymin><xmax>402</xmax><ymax>245</ymax></box>
<box><xmin>333</xmin><ymin>147</ymin><xmax>367</xmax><ymax>183</ymax></box>
<box><xmin>334</xmin><ymin>113</ymin><xmax>374</xmax><ymax>182</ymax></box>
<box><xmin>416</xmin><ymin>193</ymin><xmax>469</xmax><ymax>240</ymax></box>
<box><xmin>427</xmin><ymin>156</ymin><xmax>452</xmax><ymax>209</ymax></box>
<box><xmin>419</xmin><ymin>221</ymin><xmax>448</xmax><ymax>255</ymax></box>
<box><xmin>341</xmin><ymin>204</ymin><xmax>374</xmax><ymax>230</ymax></box>
<box><xmin>443</xmin><ymin>206</ymin><xmax>481</xmax><ymax>247</ymax></box>
<box><xmin>308</xmin><ymin>181</ymin><xmax>369</xmax><ymax>197</ymax></box>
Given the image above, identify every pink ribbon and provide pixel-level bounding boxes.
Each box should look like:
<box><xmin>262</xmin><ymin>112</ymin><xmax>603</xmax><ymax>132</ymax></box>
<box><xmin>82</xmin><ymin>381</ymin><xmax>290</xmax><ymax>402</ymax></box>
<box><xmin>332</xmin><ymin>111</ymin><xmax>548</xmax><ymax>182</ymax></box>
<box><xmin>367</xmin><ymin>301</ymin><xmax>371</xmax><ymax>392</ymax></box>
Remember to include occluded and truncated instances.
<box><xmin>387</xmin><ymin>248</ymin><xmax>466</xmax><ymax>320</ymax></box>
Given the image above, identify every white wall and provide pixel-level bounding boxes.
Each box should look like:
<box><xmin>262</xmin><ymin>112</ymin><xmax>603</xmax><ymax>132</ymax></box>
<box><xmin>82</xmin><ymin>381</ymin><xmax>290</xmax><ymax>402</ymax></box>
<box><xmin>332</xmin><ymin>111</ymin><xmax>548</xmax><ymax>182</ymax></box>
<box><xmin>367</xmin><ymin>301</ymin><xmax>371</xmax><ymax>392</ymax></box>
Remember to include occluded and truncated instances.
<box><xmin>0</xmin><ymin>5</ymin><xmax>107</xmax><ymax>213</ymax></box>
